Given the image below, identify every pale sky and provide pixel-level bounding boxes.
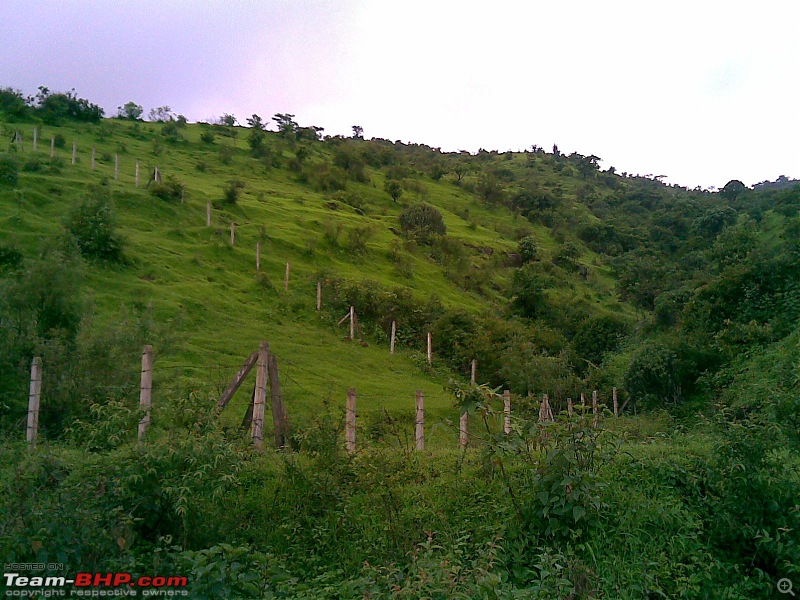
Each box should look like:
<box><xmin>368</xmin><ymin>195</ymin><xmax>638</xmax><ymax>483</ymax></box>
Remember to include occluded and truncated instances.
<box><xmin>1</xmin><ymin>0</ymin><xmax>797</xmax><ymax>189</ymax></box>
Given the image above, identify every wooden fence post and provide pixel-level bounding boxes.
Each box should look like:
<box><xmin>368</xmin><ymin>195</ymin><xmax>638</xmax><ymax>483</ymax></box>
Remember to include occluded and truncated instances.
<box><xmin>32</xmin><ymin>127</ymin><xmax>37</xmax><ymax>152</ymax></box>
<box><xmin>427</xmin><ymin>332</ymin><xmax>432</xmax><ymax>365</ymax></box>
<box><xmin>154</xmin><ymin>166</ymin><xmax>159</xmax><ymax>182</ymax></box>
<box><xmin>71</xmin><ymin>141</ymin><xmax>77</xmax><ymax>165</ymax></box>
<box><xmin>346</xmin><ymin>387</ymin><xmax>356</xmax><ymax>453</ymax></box>
<box><xmin>284</xmin><ymin>262</ymin><xmax>290</xmax><ymax>291</ymax></box>
<box><xmin>316</xmin><ymin>280</ymin><xmax>322</xmax><ymax>311</ymax></box>
<box><xmin>268</xmin><ymin>352</ymin><xmax>288</xmax><ymax>448</ymax></box>
<box><xmin>613</xmin><ymin>387</ymin><xmax>618</xmax><ymax>417</ymax></box>
<box><xmin>50</xmin><ymin>136</ymin><xmax>54</xmax><ymax>158</ymax></box>
<box><xmin>230</xmin><ymin>222</ymin><xmax>236</xmax><ymax>246</ymax></box>
<box><xmin>568</xmin><ymin>397</ymin><xmax>573</xmax><ymax>417</ymax></box>
<box><xmin>206</xmin><ymin>201</ymin><xmax>211</xmax><ymax>227</ymax></box>
<box><xmin>504</xmin><ymin>390</ymin><xmax>511</xmax><ymax>434</ymax></box>
<box><xmin>471</xmin><ymin>359</ymin><xmax>477</xmax><ymax>384</ymax></box>
<box><xmin>349</xmin><ymin>306</ymin><xmax>355</xmax><ymax>340</ymax></box>
<box><xmin>251</xmin><ymin>341</ymin><xmax>269</xmax><ymax>449</ymax></box>
<box><xmin>137</xmin><ymin>345</ymin><xmax>153</xmax><ymax>444</ymax></box>
<box><xmin>135</xmin><ymin>161</ymin><xmax>140</xmax><ymax>187</ymax></box>
<box><xmin>256</xmin><ymin>240</ymin><xmax>261</xmax><ymax>271</ymax></box>
<box><xmin>415</xmin><ymin>390</ymin><xmax>425</xmax><ymax>451</ymax></box>
<box><xmin>27</xmin><ymin>357</ymin><xmax>42</xmax><ymax>447</ymax></box>
<box><xmin>592</xmin><ymin>390</ymin><xmax>599</xmax><ymax>428</ymax></box>
<box><xmin>461</xmin><ymin>358</ymin><xmax>476</xmax><ymax>448</ymax></box>
<box><xmin>390</xmin><ymin>320</ymin><xmax>396</xmax><ymax>354</ymax></box>
<box><xmin>114</xmin><ymin>154</ymin><xmax>119</xmax><ymax>180</ymax></box>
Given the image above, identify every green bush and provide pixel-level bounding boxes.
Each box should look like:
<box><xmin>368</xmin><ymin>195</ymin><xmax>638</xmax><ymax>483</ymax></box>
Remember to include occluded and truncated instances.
<box><xmin>221</xmin><ymin>179</ymin><xmax>245</xmax><ymax>205</ymax></box>
<box><xmin>149</xmin><ymin>176</ymin><xmax>186</xmax><ymax>202</ymax></box>
<box><xmin>398</xmin><ymin>203</ymin><xmax>446</xmax><ymax>243</ymax></box>
<box><xmin>65</xmin><ymin>186</ymin><xmax>125</xmax><ymax>262</ymax></box>
<box><xmin>0</xmin><ymin>154</ymin><xmax>19</xmax><ymax>186</ymax></box>
<box><xmin>518</xmin><ymin>235</ymin><xmax>539</xmax><ymax>263</ymax></box>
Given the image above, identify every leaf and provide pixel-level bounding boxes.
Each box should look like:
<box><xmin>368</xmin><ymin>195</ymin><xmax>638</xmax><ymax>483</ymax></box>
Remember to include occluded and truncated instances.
<box><xmin>572</xmin><ymin>506</ymin><xmax>586</xmax><ymax>522</ymax></box>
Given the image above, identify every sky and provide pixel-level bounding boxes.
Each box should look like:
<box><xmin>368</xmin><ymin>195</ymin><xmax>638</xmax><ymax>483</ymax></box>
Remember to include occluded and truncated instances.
<box><xmin>1</xmin><ymin>0</ymin><xmax>797</xmax><ymax>189</ymax></box>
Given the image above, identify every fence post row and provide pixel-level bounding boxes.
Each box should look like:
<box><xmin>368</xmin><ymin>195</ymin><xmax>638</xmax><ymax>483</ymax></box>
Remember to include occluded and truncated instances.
<box><xmin>137</xmin><ymin>345</ymin><xmax>154</xmax><ymax>444</ymax></box>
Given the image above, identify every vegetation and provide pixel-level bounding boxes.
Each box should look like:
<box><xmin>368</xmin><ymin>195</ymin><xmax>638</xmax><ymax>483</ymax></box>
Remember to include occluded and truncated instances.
<box><xmin>0</xmin><ymin>89</ymin><xmax>799</xmax><ymax>596</ymax></box>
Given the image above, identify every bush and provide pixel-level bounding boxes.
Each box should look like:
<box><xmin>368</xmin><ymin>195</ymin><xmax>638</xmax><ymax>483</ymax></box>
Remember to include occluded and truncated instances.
<box><xmin>149</xmin><ymin>176</ymin><xmax>186</xmax><ymax>202</ymax></box>
<box><xmin>0</xmin><ymin>154</ymin><xmax>19</xmax><ymax>186</ymax></box>
<box><xmin>518</xmin><ymin>235</ymin><xmax>539</xmax><ymax>263</ymax></box>
<box><xmin>221</xmin><ymin>180</ymin><xmax>245</xmax><ymax>205</ymax></box>
<box><xmin>398</xmin><ymin>203</ymin><xmax>446</xmax><ymax>243</ymax></box>
<box><xmin>53</xmin><ymin>133</ymin><xmax>66</xmax><ymax>148</ymax></box>
<box><xmin>345</xmin><ymin>224</ymin><xmax>375</xmax><ymax>255</ymax></box>
<box><xmin>199</xmin><ymin>130</ymin><xmax>215</xmax><ymax>145</ymax></box>
<box><xmin>65</xmin><ymin>186</ymin><xmax>124</xmax><ymax>262</ymax></box>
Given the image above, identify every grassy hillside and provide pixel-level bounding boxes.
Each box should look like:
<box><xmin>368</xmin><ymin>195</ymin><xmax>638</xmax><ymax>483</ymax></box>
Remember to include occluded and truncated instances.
<box><xmin>1</xmin><ymin>99</ymin><xmax>799</xmax><ymax>597</ymax></box>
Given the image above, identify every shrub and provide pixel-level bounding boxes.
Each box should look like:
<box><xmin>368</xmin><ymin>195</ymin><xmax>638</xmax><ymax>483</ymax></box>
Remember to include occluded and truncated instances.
<box><xmin>518</xmin><ymin>235</ymin><xmax>539</xmax><ymax>263</ymax></box>
<box><xmin>221</xmin><ymin>180</ymin><xmax>245</xmax><ymax>205</ymax></box>
<box><xmin>65</xmin><ymin>186</ymin><xmax>124</xmax><ymax>262</ymax></box>
<box><xmin>53</xmin><ymin>134</ymin><xmax>66</xmax><ymax>148</ymax></box>
<box><xmin>0</xmin><ymin>154</ymin><xmax>19</xmax><ymax>186</ymax></box>
<box><xmin>199</xmin><ymin>130</ymin><xmax>215</xmax><ymax>145</ymax></box>
<box><xmin>345</xmin><ymin>224</ymin><xmax>375</xmax><ymax>255</ymax></box>
<box><xmin>398</xmin><ymin>203</ymin><xmax>446</xmax><ymax>243</ymax></box>
<box><xmin>149</xmin><ymin>176</ymin><xmax>186</xmax><ymax>202</ymax></box>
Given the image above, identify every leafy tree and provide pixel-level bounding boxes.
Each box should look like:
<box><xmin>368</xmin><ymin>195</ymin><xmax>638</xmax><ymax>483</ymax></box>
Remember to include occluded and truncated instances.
<box><xmin>0</xmin><ymin>87</ymin><xmax>31</xmax><ymax>121</ymax></box>
<box><xmin>272</xmin><ymin>113</ymin><xmax>298</xmax><ymax>138</ymax></box>
<box><xmin>222</xmin><ymin>179</ymin><xmax>245</xmax><ymax>204</ymax></box>
<box><xmin>352</xmin><ymin>125</ymin><xmax>364</xmax><ymax>139</ymax></box>
<box><xmin>246</xmin><ymin>114</ymin><xmax>267</xmax><ymax>157</ymax></box>
<box><xmin>220</xmin><ymin>113</ymin><xmax>237</xmax><ymax>127</ymax></box>
<box><xmin>720</xmin><ymin>179</ymin><xmax>746</xmax><ymax>201</ymax></box>
<box><xmin>384</xmin><ymin>178</ymin><xmax>403</xmax><ymax>203</ymax></box>
<box><xmin>517</xmin><ymin>236</ymin><xmax>539</xmax><ymax>263</ymax></box>
<box><xmin>623</xmin><ymin>343</ymin><xmax>682</xmax><ymax>407</ymax></box>
<box><xmin>510</xmin><ymin>264</ymin><xmax>548</xmax><ymax>318</ymax></box>
<box><xmin>116</xmin><ymin>101</ymin><xmax>143</xmax><ymax>120</ymax></box>
<box><xmin>34</xmin><ymin>87</ymin><xmax>104</xmax><ymax>124</ymax></box>
<box><xmin>398</xmin><ymin>203</ymin><xmax>446</xmax><ymax>243</ymax></box>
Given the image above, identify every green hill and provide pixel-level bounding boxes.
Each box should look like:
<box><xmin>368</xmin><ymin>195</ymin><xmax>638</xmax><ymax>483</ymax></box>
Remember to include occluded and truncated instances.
<box><xmin>1</xmin><ymin>92</ymin><xmax>799</xmax><ymax>597</ymax></box>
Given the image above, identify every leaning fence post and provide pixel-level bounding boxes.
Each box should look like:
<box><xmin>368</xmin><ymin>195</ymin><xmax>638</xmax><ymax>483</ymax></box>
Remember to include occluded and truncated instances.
<box><xmin>137</xmin><ymin>345</ymin><xmax>153</xmax><ymax>444</ymax></box>
<box><xmin>251</xmin><ymin>341</ymin><xmax>269</xmax><ymax>450</ymax></box>
<box><xmin>390</xmin><ymin>320</ymin><xmax>396</xmax><ymax>354</ymax></box>
<box><xmin>346</xmin><ymin>387</ymin><xmax>356</xmax><ymax>453</ymax></box>
<box><xmin>316</xmin><ymin>280</ymin><xmax>322</xmax><ymax>311</ymax></box>
<box><xmin>504</xmin><ymin>390</ymin><xmax>511</xmax><ymax>434</ymax></box>
<box><xmin>592</xmin><ymin>390</ymin><xmax>599</xmax><ymax>428</ymax></box>
<box><xmin>415</xmin><ymin>390</ymin><xmax>425</xmax><ymax>451</ymax></box>
<box><xmin>27</xmin><ymin>357</ymin><xmax>42</xmax><ymax>447</ymax></box>
<box><xmin>613</xmin><ymin>387</ymin><xmax>618</xmax><ymax>417</ymax></box>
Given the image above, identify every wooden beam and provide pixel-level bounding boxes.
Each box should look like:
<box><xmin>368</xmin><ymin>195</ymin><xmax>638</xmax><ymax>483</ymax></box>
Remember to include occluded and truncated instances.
<box><xmin>217</xmin><ymin>351</ymin><xmax>259</xmax><ymax>410</ymax></box>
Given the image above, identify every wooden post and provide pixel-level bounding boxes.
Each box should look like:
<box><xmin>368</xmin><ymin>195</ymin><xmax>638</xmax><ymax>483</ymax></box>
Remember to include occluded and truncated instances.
<box><xmin>135</xmin><ymin>161</ymin><xmax>140</xmax><ymax>187</ymax></box>
<box><xmin>230</xmin><ymin>222</ymin><xmax>236</xmax><ymax>246</ymax></box>
<box><xmin>592</xmin><ymin>390</ymin><xmax>599</xmax><ymax>428</ymax></box>
<box><xmin>256</xmin><ymin>240</ymin><xmax>261</xmax><ymax>271</ymax></box>
<box><xmin>137</xmin><ymin>345</ymin><xmax>153</xmax><ymax>444</ymax></box>
<box><xmin>32</xmin><ymin>127</ymin><xmax>37</xmax><ymax>152</ymax></box>
<box><xmin>251</xmin><ymin>341</ymin><xmax>269</xmax><ymax>449</ymax></box>
<box><xmin>568</xmin><ymin>397</ymin><xmax>574</xmax><ymax>417</ymax></box>
<box><xmin>427</xmin><ymin>332</ymin><xmax>432</xmax><ymax>365</ymax></box>
<box><xmin>349</xmin><ymin>306</ymin><xmax>355</xmax><ymax>340</ymax></box>
<box><xmin>503</xmin><ymin>390</ymin><xmax>511</xmax><ymax>434</ymax></box>
<box><xmin>390</xmin><ymin>320</ymin><xmax>396</xmax><ymax>354</ymax></box>
<box><xmin>217</xmin><ymin>351</ymin><xmax>259</xmax><ymax>410</ymax></box>
<box><xmin>27</xmin><ymin>357</ymin><xmax>42</xmax><ymax>447</ymax></box>
<box><xmin>613</xmin><ymin>387</ymin><xmax>618</xmax><ymax>417</ymax></box>
<box><xmin>471</xmin><ymin>359</ymin><xmax>477</xmax><ymax>384</ymax></box>
<box><xmin>154</xmin><ymin>165</ymin><xmax>159</xmax><ymax>182</ymax></box>
<box><xmin>114</xmin><ymin>154</ymin><xmax>119</xmax><ymax>180</ymax></box>
<box><xmin>91</xmin><ymin>147</ymin><xmax>96</xmax><ymax>170</ymax></box>
<box><xmin>415</xmin><ymin>390</ymin><xmax>425</xmax><ymax>451</ymax></box>
<box><xmin>346</xmin><ymin>387</ymin><xmax>356</xmax><ymax>453</ymax></box>
<box><xmin>284</xmin><ymin>262</ymin><xmax>290</xmax><ymax>291</ymax></box>
<box><xmin>71</xmin><ymin>141</ymin><xmax>77</xmax><ymax>165</ymax></box>
<box><xmin>206</xmin><ymin>201</ymin><xmax>211</xmax><ymax>227</ymax></box>
<box><xmin>50</xmin><ymin>136</ymin><xmax>54</xmax><ymax>158</ymax></box>
<box><xmin>268</xmin><ymin>352</ymin><xmax>288</xmax><ymax>448</ymax></box>
<box><xmin>316</xmin><ymin>280</ymin><xmax>322</xmax><ymax>311</ymax></box>
<box><xmin>459</xmin><ymin>410</ymin><xmax>468</xmax><ymax>448</ymax></box>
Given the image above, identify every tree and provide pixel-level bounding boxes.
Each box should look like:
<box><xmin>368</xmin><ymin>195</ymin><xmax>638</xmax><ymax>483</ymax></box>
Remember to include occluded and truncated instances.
<box><xmin>517</xmin><ymin>236</ymin><xmax>539</xmax><ymax>263</ymax></box>
<box><xmin>220</xmin><ymin>113</ymin><xmax>237</xmax><ymax>127</ymax></box>
<box><xmin>116</xmin><ymin>101</ymin><xmax>143</xmax><ymax>120</ymax></box>
<box><xmin>148</xmin><ymin>106</ymin><xmax>174</xmax><ymax>122</ymax></box>
<box><xmin>65</xmin><ymin>186</ymin><xmax>124</xmax><ymax>262</ymax></box>
<box><xmin>0</xmin><ymin>88</ymin><xmax>31</xmax><ymax>121</ymax></box>
<box><xmin>384</xmin><ymin>178</ymin><xmax>403</xmax><ymax>203</ymax></box>
<box><xmin>720</xmin><ymin>179</ymin><xmax>746</xmax><ymax>201</ymax></box>
<box><xmin>272</xmin><ymin>113</ymin><xmax>298</xmax><ymax>138</ymax></box>
<box><xmin>398</xmin><ymin>203</ymin><xmax>446</xmax><ymax>243</ymax></box>
<box><xmin>352</xmin><ymin>125</ymin><xmax>364</xmax><ymax>139</ymax></box>
<box><xmin>246</xmin><ymin>114</ymin><xmax>267</xmax><ymax>157</ymax></box>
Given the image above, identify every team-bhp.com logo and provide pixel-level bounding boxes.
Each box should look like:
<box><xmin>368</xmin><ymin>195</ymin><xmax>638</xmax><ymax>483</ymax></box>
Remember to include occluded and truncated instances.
<box><xmin>3</xmin><ymin>572</ymin><xmax>188</xmax><ymax>597</ymax></box>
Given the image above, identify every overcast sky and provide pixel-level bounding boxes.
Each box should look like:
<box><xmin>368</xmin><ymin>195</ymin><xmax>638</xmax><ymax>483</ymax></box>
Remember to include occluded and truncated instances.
<box><xmin>1</xmin><ymin>0</ymin><xmax>797</xmax><ymax>189</ymax></box>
